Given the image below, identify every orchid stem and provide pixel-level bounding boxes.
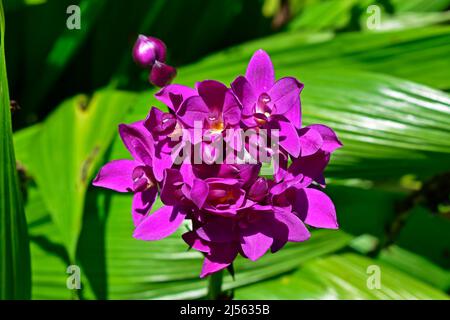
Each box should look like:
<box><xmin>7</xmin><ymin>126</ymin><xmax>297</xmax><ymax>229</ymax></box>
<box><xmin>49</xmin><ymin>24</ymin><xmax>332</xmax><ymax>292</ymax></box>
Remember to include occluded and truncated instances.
<box><xmin>207</xmin><ymin>270</ymin><xmax>223</xmax><ymax>300</ymax></box>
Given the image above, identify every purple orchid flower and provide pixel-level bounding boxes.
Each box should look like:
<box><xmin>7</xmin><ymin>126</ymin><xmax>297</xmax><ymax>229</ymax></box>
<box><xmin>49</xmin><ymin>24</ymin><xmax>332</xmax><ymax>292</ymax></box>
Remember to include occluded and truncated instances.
<box><xmin>93</xmin><ymin>47</ymin><xmax>343</xmax><ymax>280</ymax></box>
<box><xmin>175</xmin><ymin>80</ymin><xmax>242</xmax><ymax>164</ymax></box>
<box><xmin>93</xmin><ymin>121</ymin><xmax>157</xmax><ymax>226</ymax></box>
<box><xmin>271</xmin><ymin>124</ymin><xmax>343</xmax><ymax>229</ymax></box>
<box><xmin>186</xmin><ymin>202</ymin><xmax>310</xmax><ymax>278</ymax></box>
<box><xmin>231</xmin><ymin>49</ymin><xmax>304</xmax><ymax>158</ymax></box>
<box><xmin>178</xmin><ymin>80</ymin><xmax>241</xmax><ymax>142</ymax></box>
<box><xmin>180</xmin><ymin>163</ymin><xmax>310</xmax><ymax>277</ymax></box>
<box><xmin>143</xmin><ymin>84</ymin><xmax>197</xmax><ymax>181</ymax></box>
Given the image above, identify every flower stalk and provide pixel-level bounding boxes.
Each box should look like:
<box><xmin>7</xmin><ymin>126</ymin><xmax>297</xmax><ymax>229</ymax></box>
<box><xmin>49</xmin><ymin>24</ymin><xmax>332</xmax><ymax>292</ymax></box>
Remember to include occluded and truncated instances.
<box><xmin>207</xmin><ymin>269</ymin><xmax>224</xmax><ymax>300</ymax></box>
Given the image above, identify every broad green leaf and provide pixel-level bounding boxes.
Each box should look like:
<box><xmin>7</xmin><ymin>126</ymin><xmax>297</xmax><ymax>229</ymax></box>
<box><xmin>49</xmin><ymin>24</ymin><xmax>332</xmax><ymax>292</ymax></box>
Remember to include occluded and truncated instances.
<box><xmin>378</xmin><ymin>246</ymin><xmax>450</xmax><ymax>291</ymax></box>
<box><xmin>16</xmin><ymin>90</ymin><xmax>137</xmax><ymax>261</ymax></box>
<box><xmin>288</xmin><ymin>0</ymin><xmax>372</xmax><ymax>32</ymax></box>
<box><xmin>25</xmin><ymin>185</ymin><xmax>97</xmax><ymax>299</ymax></box>
<box><xmin>362</xmin><ymin>11</ymin><xmax>450</xmax><ymax>32</ymax></box>
<box><xmin>391</xmin><ymin>0</ymin><xmax>450</xmax><ymax>12</ymax></box>
<box><xmin>235</xmin><ymin>253</ymin><xmax>449</xmax><ymax>299</ymax></box>
<box><xmin>182</xmin><ymin>26</ymin><xmax>450</xmax><ymax>90</ymax></box>
<box><xmin>0</xmin><ymin>0</ymin><xmax>31</xmax><ymax>299</ymax></box>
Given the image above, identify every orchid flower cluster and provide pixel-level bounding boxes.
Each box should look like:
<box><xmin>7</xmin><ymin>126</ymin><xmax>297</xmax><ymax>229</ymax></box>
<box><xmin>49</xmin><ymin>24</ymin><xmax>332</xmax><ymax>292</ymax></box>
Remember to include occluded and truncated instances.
<box><xmin>94</xmin><ymin>36</ymin><xmax>342</xmax><ymax>278</ymax></box>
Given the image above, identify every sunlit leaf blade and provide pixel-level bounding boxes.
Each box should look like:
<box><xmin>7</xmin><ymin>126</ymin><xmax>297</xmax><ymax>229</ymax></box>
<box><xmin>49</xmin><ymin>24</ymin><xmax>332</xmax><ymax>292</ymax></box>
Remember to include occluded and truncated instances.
<box><xmin>391</xmin><ymin>0</ymin><xmax>450</xmax><ymax>12</ymax></box>
<box><xmin>288</xmin><ymin>0</ymin><xmax>371</xmax><ymax>32</ymax></box>
<box><xmin>363</xmin><ymin>11</ymin><xmax>450</xmax><ymax>32</ymax></box>
<box><xmin>378</xmin><ymin>246</ymin><xmax>450</xmax><ymax>291</ymax></box>
<box><xmin>235</xmin><ymin>253</ymin><xmax>449</xmax><ymax>299</ymax></box>
<box><xmin>182</xmin><ymin>26</ymin><xmax>450</xmax><ymax>90</ymax></box>
<box><xmin>17</xmin><ymin>90</ymin><xmax>136</xmax><ymax>261</ymax></box>
<box><xmin>0</xmin><ymin>0</ymin><xmax>31</xmax><ymax>299</ymax></box>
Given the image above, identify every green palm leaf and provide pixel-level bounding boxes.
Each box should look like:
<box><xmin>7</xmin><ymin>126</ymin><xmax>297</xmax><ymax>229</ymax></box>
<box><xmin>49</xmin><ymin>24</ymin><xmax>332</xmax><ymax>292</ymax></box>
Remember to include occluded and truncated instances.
<box><xmin>0</xmin><ymin>0</ymin><xmax>31</xmax><ymax>299</ymax></box>
<box><xmin>235</xmin><ymin>253</ymin><xmax>449</xmax><ymax>299</ymax></box>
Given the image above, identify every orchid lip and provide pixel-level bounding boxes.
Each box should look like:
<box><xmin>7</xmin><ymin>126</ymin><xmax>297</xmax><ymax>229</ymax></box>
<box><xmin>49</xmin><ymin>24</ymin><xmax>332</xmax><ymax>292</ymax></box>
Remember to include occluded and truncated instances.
<box><xmin>132</xmin><ymin>166</ymin><xmax>155</xmax><ymax>192</ymax></box>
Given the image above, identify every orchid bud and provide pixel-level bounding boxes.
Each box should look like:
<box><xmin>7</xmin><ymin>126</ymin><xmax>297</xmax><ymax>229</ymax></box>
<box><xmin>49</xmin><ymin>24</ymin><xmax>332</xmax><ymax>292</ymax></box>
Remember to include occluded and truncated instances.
<box><xmin>149</xmin><ymin>61</ymin><xmax>177</xmax><ymax>87</ymax></box>
<box><xmin>132</xmin><ymin>34</ymin><xmax>166</xmax><ymax>68</ymax></box>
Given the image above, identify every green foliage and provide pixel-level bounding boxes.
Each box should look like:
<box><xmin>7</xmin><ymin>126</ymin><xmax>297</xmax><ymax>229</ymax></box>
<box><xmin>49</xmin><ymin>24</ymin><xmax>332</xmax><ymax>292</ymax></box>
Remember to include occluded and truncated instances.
<box><xmin>16</xmin><ymin>90</ymin><xmax>137</xmax><ymax>260</ymax></box>
<box><xmin>235</xmin><ymin>253</ymin><xmax>449</xmax><ymax>299</ymax></box>
<box><xmin>0</xmin><ymin>0</ymin><xmax>31</xmax><ymax>299</ymax></box>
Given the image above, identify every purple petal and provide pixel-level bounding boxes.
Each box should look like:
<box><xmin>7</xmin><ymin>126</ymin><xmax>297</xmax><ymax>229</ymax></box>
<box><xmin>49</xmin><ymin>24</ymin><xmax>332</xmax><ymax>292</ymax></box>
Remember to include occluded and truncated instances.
<box><xmin>272</xmin><ymin>117</ymin><xmax>300</xmax><ymax>157</ymax></box>
<box><xmin>274</xmin><ymin>150</ymin><xmax>289</xmax><ymax>182</ymax></box>
<box><xmin>298</xmin><ymin>127</ymin><xmax>323</xmax><ymax>157</ymax></box>
<box><xmin>231</xmin><ymin>76</ymin><xmax>257</xmax><ymax>116</ymax></box>
<box><xmin>160</xmin><ymin>169</ymin><xmax>184</xmax><ymax>206</ymax></box>
<box><xmin>196</xmin><ymin>216</ymin><xmax>238</xmax><ymax>243</ymax></box>
<box><xmin>190</xmin><ymin>179</ymin><xmax>209</xmax><ymax>209</ymax></box>
<box><xmin>197</xmin><ymin>80</ymin><xmax>227</xmax><ymax>112</ymax></box>
<box><xmin>284</xmin><ymin>95</ymin><xmax>302</xmax><ymax>129</ymax></box>
<box><xmin>308</xmin><ymin>124</ymin><xmax>343</xmax><ymax>153</ymax></box>
<box><xmin>268</xmin><ymin>77</ymin><xmax>303</xmax><ymax>115</ymax></box>
<box><xmin>245</xmin><ymin>49</ymin><xmax>275</xmax><ymax>94</ymax></box>
<box><xmin>154</xmin><ymin>84</ymin><xmax>196</xmax><ymax>112</ymax></box>
<box><xmin>293</xmin><ymin>188</ymin><xmax>338</xmax><ymax>229</ymax></box>
<box><xmin>180</xmin><ymin>162</ymin><xmax>195</xmax><ymax>186</ymax></box>
<box><xmin>237</xmin><ymin>163</ymin><xmax>262</xmax><ymax>188</ymax></box>
<box><xmin>222</xmin><ymin>90</ymin><xmax>242</xmax><ymax>127</ymax></box>
<box><xmin>133</xmin><ymin>205</ymin><xmax>186</xmax><ymax>241</ymax></box>
<box><xmin>178</xmin><ymin>95</ymin><xmax>209</xmax><ymax>128</ymax></box>
<box><xmin>182</xmin><ymin>231</ymin><xmax>211</xmax><ymax>253</ymax></box>
<box><xmin>288</xmin><ymin>151</ymin><xmax>330</xmax><ymax>188</ymax></box>
<box><xmin>149</xmin><ymin>61</ymin><xmax>177</xmax><ymax>87</ymax></box>
<box><xmin>200</xmin><ymin>243</ymin><xmax>239</xmax><ymax>278</ymax></box>
<box><xmin>92</xmin><ymin>159</ymin><xmax>138</xmax><ymax>192</ymax></box>
<box><xmin>248</xmin><ymin>177</ymin><xmax>269</xmax><ymax>201</ymax></box>
<box><xmin>273</xmin><ymin>207</ymin><xmax>311</xmax><ymax>242</ymax></box>
<box><xmin>119</xmin><ymin>121</ymin><xmax>153</xmax><ymax>164</ymax></box>
<box><xmin>240</xmin><ymin>228</ymin><xmax>273</xmax><ymax>261</ymax></box>
<box><xmin>143</xmin><ymin>107</ymin><xmax>177</xmax><ymax>140</ymax></box>
<box><xmin>131</xmin><ymin>187</ymin><xmax>158</xmax><ymax>226</ymax></box>
<box><xmin>152</xmin><ymin>144</ymin><xmax>174</xmax><ymax>182</ymax></box>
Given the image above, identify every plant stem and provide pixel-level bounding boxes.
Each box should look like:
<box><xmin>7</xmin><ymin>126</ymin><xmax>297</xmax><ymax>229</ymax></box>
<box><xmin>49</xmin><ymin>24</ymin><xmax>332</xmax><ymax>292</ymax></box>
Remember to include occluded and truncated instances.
<box><xmin>207</xmin><ymin>270</ymin><xmax>224</xmax><ymax>300</ymax></box>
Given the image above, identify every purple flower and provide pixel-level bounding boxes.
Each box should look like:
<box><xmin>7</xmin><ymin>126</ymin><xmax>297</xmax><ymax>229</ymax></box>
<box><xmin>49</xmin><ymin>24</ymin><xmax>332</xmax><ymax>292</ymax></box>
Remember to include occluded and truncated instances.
<box><xmin>133</xmin><ymin>169</ymin><xmax>190</xmax><ymax>241</ymax></box>
<box><xmin>188</xmin><ymin>202</ymin><xmax>310</xmax><ymax>277</ymax></box>
<box><xmin>93</xmin><ymin>48</ymin><xmax>343</xmax><ymax>279</ymax></box>
<box><xmin>231</xmin><ymin>50</ymin><xmax>304</xmax><ymax>157</ymax></box>
<box><xmin>93</xmin><ymin>121</ymin><xmax>158</xmax><ymax>226</ymax></box>
<box><xmin>179</xmin><ymin>80</ymin><xmax>241</xmax><ymax>133</ymax></box>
